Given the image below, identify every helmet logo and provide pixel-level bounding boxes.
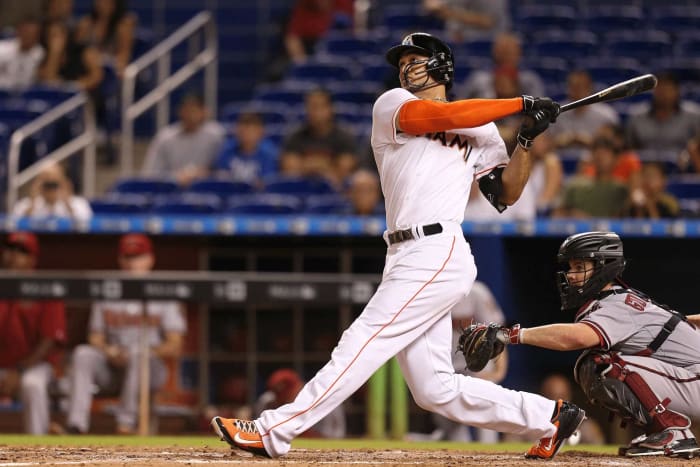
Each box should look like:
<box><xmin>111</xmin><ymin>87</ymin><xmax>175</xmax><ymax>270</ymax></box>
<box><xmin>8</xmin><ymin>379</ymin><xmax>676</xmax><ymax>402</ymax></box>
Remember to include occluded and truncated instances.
<box><xmin>402</xmin><ymin>35</ymin><xmax>414</xmax><ymax>46</ymax></box>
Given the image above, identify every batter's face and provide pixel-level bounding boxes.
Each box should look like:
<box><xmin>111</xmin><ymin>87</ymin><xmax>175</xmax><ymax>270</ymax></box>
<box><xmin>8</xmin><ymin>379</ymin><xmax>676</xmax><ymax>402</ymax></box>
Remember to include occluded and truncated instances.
<box><xmin>398</xmin><ymin>52</ymin><xmax>434</xmax><ymax>92</ymax></box>
<box><xmin>566</xmin><ymin>259</ymin><xmax>595</xmax><ymax>287</ymax></box>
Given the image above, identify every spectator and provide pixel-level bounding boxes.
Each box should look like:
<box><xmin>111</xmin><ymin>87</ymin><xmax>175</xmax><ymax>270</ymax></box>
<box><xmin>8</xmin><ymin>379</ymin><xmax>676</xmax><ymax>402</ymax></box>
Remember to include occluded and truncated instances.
<box><xmin>406</xmin><ymin>281</ymin><xmax>507</xmax><ymax>442</ymax></box>
<box><xmin>549</xmin><ymin>71</ymin><xmax>620</xmax><ymax>150</ymax></box>
<box><xmin>11</xmin><ymin>163</ymin><xmax>93</xmax><ymax>223</ymax></box>
<box><xmin>422</xmin><ymin>0</ymin><xmax>510</xmax><ymax>42</ymax></box>
<box><xmin>458</xmin><ymin>33</ymin><xmax>544</xmax><ymax>100</ymax></box>
<box><xmin>39</xmin><ymin>19</ymin><xmax>104</xmax><ymax>92</ymax></box>
<box><xmin>528</xmin><ymin>133</ymin><xmax>564</xmax><ymax>216</ymax></box>
<box><xmin>280</xmin><ymin>88</ymin><xmax>359</xmax><ymax>185</ymax></box>
<box><xmin>254</xmin><ymin>368</ymin><xmax>346</xmax><ymax>439</ymax></box>
<box><xmin>74</xmin><ymin>0</ymin><xmax>136</xmax><ymax>77</ymax></box>
<box><xmin>552</xmin><ymin>137</ymin><xmax>628</xmax><ymax>218</ymax></box>
<box><xmin>622</xmin><ymin>162</ymin><xmax>679</xmax><ymax>219</ymax></box>
<box><xmin>45</xmin><ymin>0</ymin><xmax>77</xmax><ymax>30</ymax></box>
<box><xmin>347</xmin><ymin>168</ymin><xmax>383</xmax><ymax>215</ymax></box>
<box><xmin>626</xmin><ymin>72</ymin><xmax>700</xmax><ymax>156</ymax></box>
<box><xmin>63</xmin><ymin>234</ymin><xmax>187</xmax><ymax>434</ymax></box>
<box><xmin>679</xmin><ymin>131</ymin><xmax>700</xmax><ymax>174</ymax></box>
<box><xmin>490</xmin><ymin>65</ymin><xmax>523</xmax><ymax>152</ymax></box>
<box><xmin>0</xmin><ymin>15</ymin><xmax>44</xmax><ymax>90</ymax></box>
<box><xmin>142</xmin><ymin>93</ymin><xmax>226</xmax><ymax>187</ymax></box>
<box><xmin>578</xmin><ymin>124</ymin><xmax>641</xmax><ymax>184</ymax></box>
<box><xmin>213</xmin><ymin>112</ymin><xmax>279</xmax><ymax>188</ymax></box>
<box><xmin>0</xmin><ymin>232</ymin><xmax>67</xmax><ymax>434</ymax></box>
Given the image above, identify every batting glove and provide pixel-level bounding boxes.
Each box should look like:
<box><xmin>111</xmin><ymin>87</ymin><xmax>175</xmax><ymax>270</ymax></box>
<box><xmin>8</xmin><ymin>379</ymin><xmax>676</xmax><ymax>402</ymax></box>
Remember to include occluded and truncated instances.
<box><xmin>517</xmin><ymin>109</ymin><xmax>554</xmax><ymax>150</ymax></box>
<box><xmin>522</xmin><ymin>96</ymin><xmax>561</xmax><ymax>122</ymax></box>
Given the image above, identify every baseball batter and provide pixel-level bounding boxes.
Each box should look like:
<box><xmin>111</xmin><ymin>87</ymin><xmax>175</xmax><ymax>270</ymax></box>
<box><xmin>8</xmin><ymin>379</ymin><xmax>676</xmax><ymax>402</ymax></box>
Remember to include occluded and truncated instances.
<box><xmin>470</xmin><ymin>231</ymin><xmax>700</xmax><ymax>458</ymax></box>
<box><xmin>212</xmin><ymin>32</ymin><xmax>583</xmax><ymax>460</ymax></box>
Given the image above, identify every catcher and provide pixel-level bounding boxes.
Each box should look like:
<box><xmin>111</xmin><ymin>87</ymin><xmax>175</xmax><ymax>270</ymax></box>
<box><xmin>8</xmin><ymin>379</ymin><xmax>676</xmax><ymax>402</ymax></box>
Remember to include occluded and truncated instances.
<box><xmin>460</xmin><ymin>231</ymin><xmax>700</xmax><ymax>459</ymax></box>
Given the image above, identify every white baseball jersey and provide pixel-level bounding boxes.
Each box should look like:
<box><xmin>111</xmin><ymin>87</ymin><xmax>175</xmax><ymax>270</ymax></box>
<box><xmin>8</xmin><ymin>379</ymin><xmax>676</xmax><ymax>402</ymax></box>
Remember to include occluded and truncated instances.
<box><xmin>371</xmin><ymin>88</ymin><xmax>510</xmax><ymax>231</ymax></box>
<box><xmin>89</xmin><ymin>300</ymin><xmax>186</xmax><ymax>347</ymax></box>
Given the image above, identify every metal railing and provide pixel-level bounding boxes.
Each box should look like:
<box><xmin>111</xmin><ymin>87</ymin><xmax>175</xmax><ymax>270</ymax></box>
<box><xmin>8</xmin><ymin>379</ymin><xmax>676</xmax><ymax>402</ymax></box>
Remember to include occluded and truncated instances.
<box><xmin>6</xmin><ymin>92</ymin><xmax>97</xmax><ymax>212</ymax></box>
<box><xmin>120</xmin><ymin>11</ymin><xmax>218</xmax><ymax>175</ymax></box>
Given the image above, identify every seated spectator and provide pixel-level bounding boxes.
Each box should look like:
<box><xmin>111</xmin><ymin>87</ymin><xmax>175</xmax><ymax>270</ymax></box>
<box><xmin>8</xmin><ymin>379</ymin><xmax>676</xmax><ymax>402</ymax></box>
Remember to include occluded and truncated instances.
<box><xmin>142</xmin><ymin>93</ymin><xmax>225</xmax><ymax>187</ymax></box>
<box><xmin>63</xmin><ymin>234</ymin><xmax>186</xmax><ymax>434</ymax></box>
<box><xmin>458</xmin><ymin>33</ymin><xmax>544</xmax><ymax>99</ymax></box>
<box><xmin>422</xmin><ymin>0</ymin><xmax>510</xmax><ymax>42</ymax></box>
<box><xmin>0</xmin><ymin>15</ymin><xmax>44</xmax><ymax>90</ymax></box>
<box><xmin>578</xmin><ymin>123</ymin><xmax>641</xmax><ymax>184</ymax></box>
<box><xmin>549</xmin><ymin>70</ymin><xmax>620</xmax><ymax>150</ymax></box>
<box><xmin>679</xmin><ymin>131</ymin><xmax>700</xmax><ymax>174</ymax></box>
<box><xmin>280</xmin><ymin>88</ymin><xmax>358</xmax><ymax>186</ymax></box>
<box><xmin>626</xmin><ymin>72</ymin><xmax>700</xmax><ymax>156</ymax></box>
<box><xmin>621</xmin><ymin>162</ymin><xmax>679</xmax><ymax>219</ymax></box>
<box><xmin>552</xmin><ymin>137</ymin><xmax>628</xmax><ymax>218</ymax></box>
<box><xmin>528</xmin><ymin>133</ymin><xmax>563</xmax><ymax>216</ymax></box>
<box><xmin>0</xmin><ymin>232</ymin><xmax>67</xmax><ymax>434</ymax></box>
<box><xmin>491</xmin><ymin>65</ymin><xmax>523</xmax><ymax>152</ymax></box>
<box><xmin>254</xmin><ymin>368</ymin><xmax>345</xmax><ymax>438</ymax></box>
<box><xmin>12</xmin><ymin>163</ymin><xmax>93</xmax><ymax>223</ymax></box>
<box><xmin>39</xmin><ymin>20</ymin><xmax>104</xmax><ymax>92</ymax></box>
<box><xmin>74</xmin><ymin>0</ymin><xmax>136</xmax><ymax>77</ymax></box>
<box><xmin>45</xmin><ymin>0</ymin><xmax>77</xmax><ymax>30</ymax></box>
<box><xmin>213</xmin><ymin>112</ymin><xmax>279</xmax><ymax>188</ymax></box>
<box><xmin>0</xmin><ymin>1</ymin><xmax>43</xmax><ymax>31</ymax></box>
<box><xmin>347</xmin><ymin>168</ymin><xmax>383</xmax><ymax>215</ymax></box>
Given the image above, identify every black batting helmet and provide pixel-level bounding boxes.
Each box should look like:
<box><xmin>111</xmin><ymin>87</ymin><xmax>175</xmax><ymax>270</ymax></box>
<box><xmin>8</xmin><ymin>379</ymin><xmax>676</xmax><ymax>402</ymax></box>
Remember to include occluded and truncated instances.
<box><xmin>385</xmin><ymin>32</ymin><xmax>454</xmax><ymax>91</ymax></box>
<box><xmin>556</xmin><ymin>231</ymin><xmax>626</xmax><ymax>312</ymax></box>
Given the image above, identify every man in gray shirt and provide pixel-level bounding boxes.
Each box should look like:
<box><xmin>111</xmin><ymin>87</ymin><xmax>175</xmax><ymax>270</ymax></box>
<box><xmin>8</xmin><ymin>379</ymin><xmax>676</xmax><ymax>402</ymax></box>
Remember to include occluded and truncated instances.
<box><xmin>142</xmin><ymin>93</ymin><xmax>225</xmax><ymax>186</ymax></box>
<box><xmin>473</xmin><ymin>231</ymin><xmax>700</xmax><ymax>459</ymax></box>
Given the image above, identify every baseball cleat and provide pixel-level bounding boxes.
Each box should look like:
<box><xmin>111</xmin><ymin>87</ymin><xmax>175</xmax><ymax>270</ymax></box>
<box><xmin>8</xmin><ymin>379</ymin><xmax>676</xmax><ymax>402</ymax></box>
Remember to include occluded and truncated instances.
<box><xmin>525</xmin><ymin>400</ymin><xmax>586</xmax><ymax>460</ymax></box>
<box><xmin>211</xmin><ymin>416</ymin><xmax>270</xmax><ymax>458</ymax></box>
<box><xmin>624</xmin><ymin>429</ymin><xmax>700</xmax><ymax>459</ymax></box>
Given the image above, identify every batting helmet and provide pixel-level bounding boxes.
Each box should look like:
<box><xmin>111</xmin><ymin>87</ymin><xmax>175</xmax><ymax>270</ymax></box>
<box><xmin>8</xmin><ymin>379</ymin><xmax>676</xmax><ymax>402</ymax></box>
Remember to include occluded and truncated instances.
<box><xmin>556</xmin><ymin>231</ymin><xmax>626</xmax><ymax>312</ymax></box>
<box><xmin>385</xmin><ymin>32</ymin><xmax>454</xmax><ymax>91</ymax></box>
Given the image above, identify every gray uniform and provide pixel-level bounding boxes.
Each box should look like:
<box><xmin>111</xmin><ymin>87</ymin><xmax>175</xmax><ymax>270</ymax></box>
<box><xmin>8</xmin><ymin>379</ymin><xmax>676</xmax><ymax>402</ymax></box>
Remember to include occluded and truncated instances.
<box><xmin>65</xmin><ymin>300</ymin><xmax>186</xmax><ymax>432</ymax></box>
<box><xmin>576</xmin><ymin>287</ymin><xmax>700</xmax><ymax>419</ymax></box>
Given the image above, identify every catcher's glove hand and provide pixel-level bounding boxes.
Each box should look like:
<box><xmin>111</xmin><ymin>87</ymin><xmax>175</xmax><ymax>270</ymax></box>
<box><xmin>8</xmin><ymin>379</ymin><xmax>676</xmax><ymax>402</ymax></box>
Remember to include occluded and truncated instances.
<box><xmin>458</xmin><ymin>323</ymin><xmax>506</xmax><ymax>372</ymax></box>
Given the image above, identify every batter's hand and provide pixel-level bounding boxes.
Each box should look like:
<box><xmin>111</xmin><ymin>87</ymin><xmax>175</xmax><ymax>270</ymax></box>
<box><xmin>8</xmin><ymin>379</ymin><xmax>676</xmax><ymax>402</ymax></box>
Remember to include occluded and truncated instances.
<box><xmin>517</xmin><ymin>108</ymin><xmax>557</xmax><ymax>150</ymax></box>
<box><xmin>521</xmin><ymin>96</ymin><xmax>561</xmax><ymax>122</ymax></box>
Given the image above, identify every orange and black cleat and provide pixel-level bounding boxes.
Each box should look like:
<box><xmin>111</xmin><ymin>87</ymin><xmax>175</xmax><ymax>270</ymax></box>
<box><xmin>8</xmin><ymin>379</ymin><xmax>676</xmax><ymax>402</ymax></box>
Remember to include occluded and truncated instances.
<box><xmin>211</xmin><ymin>417</ymin><xmax>271</xmax><ymax>458</ymax></box>
<box><xmin>525</xmin><ymin>400</ymin><xmax>586</xmax><ymax>460</ymax></box>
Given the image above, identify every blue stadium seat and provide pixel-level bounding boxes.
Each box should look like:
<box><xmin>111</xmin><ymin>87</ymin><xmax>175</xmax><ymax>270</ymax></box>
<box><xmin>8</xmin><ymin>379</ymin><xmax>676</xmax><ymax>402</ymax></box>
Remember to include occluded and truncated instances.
<box><xmin>110</xmin><ymin>178</ymin><xmax>180</xmax><ymax>196</ymax></box>
<box><xmin>559</xmin><ymin>149</ymin><xmax>585</xmax><ymax>176</ymax></box>
<box><xmin>263</xmin><ymin>175</ymin><xmax>336</xmax><ymax>196</ymax></box>
<box><xmin>532</xmin><ymin>31</ymin><xmax>598</xmax><ymax>63</ymax></box>
<box><xmin>252</xmin><ymin>87</ymin><xmax>307</xmax><ymax>107</ymax></box>
<box><xmin>288</xmin><ymin>61</ymin><xmax>354</xmax><ymax>84</ymax></box>
<box><xmin>676</xmin><ymin>35</ymin><xmax>700</xmax><ymax>61</ymax></box>
<box><xmin>220</xmin><ymin>101</ymin><xmax>290</xmax><ymax>126</ymax></box>
<box><xmin>319</xmin><ymin>35</ymin><xmax>380</xmax><ymax>58</ymax></box>
<box><xmin>666</xmin><ymin>176</ymin><xmax>700</xmax><ymax>199</ymax></box>
<box><xmin>605</xmin><ymin>31</ymin><xmax>672</xmax><ymax>63</ymax></box>
<box><xmin>151</xmin><ymin>193</ymin><xmax>222</xmax><ymax>214</ymax></box>
<box><xmin>90</xmin><ymin>193</ymin><xmax>150</xmax><ymax>214</ymax></box>
<box><xmin>329</xmin><ymin>82</ymin><xmax>381</xmax><ymax>105</ymax></box>
<box><xmin>227</xmin><ymin>193</ymin><xmax>303</xmax><ymax>214</ymax></box>
<box><xmin>530</xmin><ymin>57</ymin><xmax>569</xmax><ymax>86</ymax></box>
<box><xmin>658</xmin><ymin>58</ymin><xmax>700</xmax><ymax>84</ymax></box>
<box><xmin>517</xmin><ymin>5</ymin><xmax>577</xmax><ymax>33</ymax></box>
<box><xmin>187</xmin><ymin>179</ymin><xmax>256</xmax><ymax>200</ymax></box>
<box><xmin>304</xmin><ymin>194</ymin><xmax>352</xmax><ymax>214</ymax></box>
<box><xmin>583</xmin><ymin>5</ymin><xmax>645</xmax><ymax>33</ymax></box>
<box><xmin>21</xmin><ymin>85</ymin><xmax>78</xmax><ymax>104</ymax></box>
<box><xmin>578</xmin><ymin>58</ymin><xmax>643</xmax><ymax>87</ymax></box>
<box><xmin>652</xmin><ymin>6</ymin><xmax>700</xmax><ymax>36</ymax></box>
<box><xmin>381</xmin><ymin>6</ymin><xmax>444</xmax><ymax>31</ymax></box>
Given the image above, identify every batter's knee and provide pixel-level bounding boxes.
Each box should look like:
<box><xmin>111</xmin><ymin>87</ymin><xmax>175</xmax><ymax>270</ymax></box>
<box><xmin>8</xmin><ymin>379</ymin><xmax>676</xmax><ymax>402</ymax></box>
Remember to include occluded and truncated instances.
<box><xmin>410</xmin><ymin>374</ymin><xmax>459</xmax><ymax>411</ymax></box>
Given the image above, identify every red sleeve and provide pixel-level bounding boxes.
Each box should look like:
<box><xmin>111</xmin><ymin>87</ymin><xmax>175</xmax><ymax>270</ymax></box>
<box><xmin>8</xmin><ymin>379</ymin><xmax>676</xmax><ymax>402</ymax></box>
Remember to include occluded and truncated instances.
<box><xmin>40</xmin><ymin>301</ymin><xmax>67</xmax><ymax>344</ymax></box>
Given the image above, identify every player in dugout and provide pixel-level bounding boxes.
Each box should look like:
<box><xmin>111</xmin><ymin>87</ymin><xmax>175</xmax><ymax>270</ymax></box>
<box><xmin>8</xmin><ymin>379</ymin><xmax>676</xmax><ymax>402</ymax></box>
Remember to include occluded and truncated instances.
<box><xmin>462</xmin><ymin>231</ymin><xmax>700</xmax><ymax>459</ymax></box>
<box><xmin>211</xmin><ymin>31</ymin><xmax>586</xmax><ymax>461</ymax></box>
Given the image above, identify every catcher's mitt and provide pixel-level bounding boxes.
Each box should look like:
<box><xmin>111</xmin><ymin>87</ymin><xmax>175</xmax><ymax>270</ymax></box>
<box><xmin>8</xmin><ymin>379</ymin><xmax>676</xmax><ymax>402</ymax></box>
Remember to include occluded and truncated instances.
<box><xmin>458</xmin><ymin>323</ymin><xmax>505</xmax><ymax>372</ymax></box>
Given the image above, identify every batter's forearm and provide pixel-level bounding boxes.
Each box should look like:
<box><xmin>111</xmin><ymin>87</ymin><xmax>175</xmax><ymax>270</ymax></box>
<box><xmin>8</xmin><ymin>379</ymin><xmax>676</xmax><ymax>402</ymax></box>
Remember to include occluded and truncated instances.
<box><xmin>499</xmin><ymin>146</ymin><xmax>532</xmax><ymax>205</ymax></box>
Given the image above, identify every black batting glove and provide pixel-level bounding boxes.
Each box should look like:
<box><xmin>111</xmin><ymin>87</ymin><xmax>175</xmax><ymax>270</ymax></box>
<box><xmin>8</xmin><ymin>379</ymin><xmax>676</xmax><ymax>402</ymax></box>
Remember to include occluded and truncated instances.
<box><xmin>521</xmin><ymin>96</ymin><xmax>561</xmax><ymax>122</ymax></box>
<box><xmin>517</xmin><ymin>108</ymin><xmax>554</xmax><ymax>150</ymax></box>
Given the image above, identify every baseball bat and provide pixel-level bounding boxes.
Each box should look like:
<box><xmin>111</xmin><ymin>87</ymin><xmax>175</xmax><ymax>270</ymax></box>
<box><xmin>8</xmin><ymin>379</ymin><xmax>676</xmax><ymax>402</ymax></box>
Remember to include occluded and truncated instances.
<box><xmin>560</xmin><ymin>74</ymin><xmax>657</xmax><ymax>113</ymax></box>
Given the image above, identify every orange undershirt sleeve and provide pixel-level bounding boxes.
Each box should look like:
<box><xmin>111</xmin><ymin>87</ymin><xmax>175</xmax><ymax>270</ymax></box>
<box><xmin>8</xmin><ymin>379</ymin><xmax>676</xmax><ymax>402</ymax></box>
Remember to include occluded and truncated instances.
<box><xmin>398</xmin><ymin>98</ymin><xmax>524</xmax><ymax>135</ymax></box>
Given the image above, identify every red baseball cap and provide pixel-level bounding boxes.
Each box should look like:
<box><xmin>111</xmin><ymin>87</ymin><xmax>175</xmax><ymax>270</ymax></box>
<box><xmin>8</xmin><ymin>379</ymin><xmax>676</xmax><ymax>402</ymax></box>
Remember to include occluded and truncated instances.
<box><xmin>6</xmin><ymin>232</ymin><xmax>39</xmax><ymax>257</ymax></box>
<box><xmin>266</xmin><ymin>369</ymin><xmax>302</xmax><ymax>396</ymax></box>
<box><xmin>119</xmin><ymin>233</ymin><xmax>153</xmax><ymax>257</ymax></box>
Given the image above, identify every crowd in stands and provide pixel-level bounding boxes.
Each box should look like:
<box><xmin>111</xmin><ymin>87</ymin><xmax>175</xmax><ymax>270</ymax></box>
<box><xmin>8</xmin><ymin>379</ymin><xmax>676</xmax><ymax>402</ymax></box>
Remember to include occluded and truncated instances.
<box><xmin>1</xmin><ymin>0</ymin><xmax>699</xmax><ymax>222</ymax></box>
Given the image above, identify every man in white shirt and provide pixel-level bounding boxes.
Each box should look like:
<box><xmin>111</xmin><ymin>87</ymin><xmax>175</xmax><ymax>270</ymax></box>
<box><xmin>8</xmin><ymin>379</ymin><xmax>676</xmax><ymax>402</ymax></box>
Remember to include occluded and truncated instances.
<box><xmin>0</xmin><ymin>16</ymin><xmax>44</xmax><ymax>90</ymax></box>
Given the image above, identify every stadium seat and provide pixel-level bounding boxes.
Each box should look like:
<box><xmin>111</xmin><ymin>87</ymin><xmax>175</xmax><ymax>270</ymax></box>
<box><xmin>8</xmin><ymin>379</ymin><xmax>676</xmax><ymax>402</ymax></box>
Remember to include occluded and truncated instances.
<box><xmin>530</xmin><ymin>57</ymin><xmax>570</xmax><ymax>86</ymax></box>
<box><xmin>227</xmin><ymin>193</ymin><xmax>303</xmax><ymax>214</ymax></box>
<box><xmin>220</xmin><ymin>101</ymin><xmax>290</xmax><ymax>126</ymax></box>
<box><xmin>288</xmin><ymin>60</ymin><xmax>354</xmax><ymax>84</ymax></box>
<box><xmin>652</xmin><ymin>6</ymin><xmax>700</xmax><ymax>36</ymax></box>
<box><xmin>90</xmin><ymin>193</ymin><xmax>151</xmax><ymax>214</ymax></box>
<box><xmin>151</xmin><ymin>193</ymin><xmax>222</xmax><ymax>214</ymax></box>
<box><xmin>110</xmin><ymin>178</ymin><xmax>180</xmax><ymax>196</ymax></box>
<box><xmin>532</xmin><ymin>31</ymin><xmax>598</xmax><ymax>63</ymax></box>
<box><xmin>329</xmin><ymin>82</ymin><xmax>381</xmax><ymax>105</ymax></box>
<box><xmin>583</xmin><ymin>5</ymin><xmax>645</xmax><ymax>33</ymax></box>
<box><xmin>578</xmin><ymin>58</ymin><xmax>643</xmax><ymax>87</ymax></box>
<box><xmin>304</xmin><ymin>194</ymin><xmax>352</xmax><ymax>214</ymax></box>
<box><xmin>381</xmin><ymin>6</ymin><xmax>444</xmax><ymax>31</ymax></box>
<box><xmin>676</xmin><ymin>35</ymin><xmax>700</xmax><ymax>64</ymax></box>
<box><xmin>666</xmin><ymin>176</ymin><xmax>700</xmax><ymax>199</ymax></box>
<box><xmin>263</xmin><ymin>175</ymin><xmax>336</xmax><ymax>196</ymax></box>
<box><xmin>20</xmin><ymin>85</ymin><xmax>78</xmax><ymax>104</ymax></box>
<box><xmin>318</xmin><ymin>35</ymin><xmax>380</xmax><ymax>59</ymax></box>
<box><xmin>187</xmin><ymin>179</ymin><xmax>256</xmax><ymax>200</ymax></box>
<box><xmin>605</xmin><ymin>31</ymin><xmax>672</xmax><ymax>63</ymax></box>
<box><xmin>516</xmin><ymin>5</ymin><xmax>577</xmax><ymax>33</ymax></box>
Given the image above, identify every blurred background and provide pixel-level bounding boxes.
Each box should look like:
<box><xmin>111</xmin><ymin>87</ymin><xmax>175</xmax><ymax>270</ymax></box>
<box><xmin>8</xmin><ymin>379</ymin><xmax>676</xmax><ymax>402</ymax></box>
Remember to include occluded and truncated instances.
<box><xmin>0</xmin><ymin>0</ymin><xmax>698</xmax><ymax>447</ymax></box>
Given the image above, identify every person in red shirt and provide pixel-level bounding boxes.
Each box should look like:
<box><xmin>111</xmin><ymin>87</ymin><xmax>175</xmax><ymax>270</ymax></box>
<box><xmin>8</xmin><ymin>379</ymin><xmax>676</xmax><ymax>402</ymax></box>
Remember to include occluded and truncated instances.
<box><xmin>0</xmin><ymin>232</ymin><xmax>66</xmax><ymax>434</ymax></box>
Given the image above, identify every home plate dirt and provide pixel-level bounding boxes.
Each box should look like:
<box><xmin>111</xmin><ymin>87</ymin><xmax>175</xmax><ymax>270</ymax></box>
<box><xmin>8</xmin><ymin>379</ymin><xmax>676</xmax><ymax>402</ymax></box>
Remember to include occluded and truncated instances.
<box><xmin>0</xmin><ymin>446</ymin><xmax>694</xmax><ymax>467</ymax></box>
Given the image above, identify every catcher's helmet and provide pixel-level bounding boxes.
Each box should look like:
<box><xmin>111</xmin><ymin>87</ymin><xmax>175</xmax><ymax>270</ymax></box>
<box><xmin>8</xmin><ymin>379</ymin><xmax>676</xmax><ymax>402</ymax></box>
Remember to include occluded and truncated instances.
<box><xmin>385</xmin><ymin>32</ymin><xmax>454</xmax><ymax>91</ymax></box>
<box><xmin>556</xmin><ymin>231</ymin><xmax>626</xmax><ymax>312</ymax></box>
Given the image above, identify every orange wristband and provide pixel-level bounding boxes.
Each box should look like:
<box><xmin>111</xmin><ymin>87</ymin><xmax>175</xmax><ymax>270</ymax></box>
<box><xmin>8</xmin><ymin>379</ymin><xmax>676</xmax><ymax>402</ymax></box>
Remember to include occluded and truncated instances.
<box><xmin>398</xmin><ymin>98</ymin><xmax>524</xmax><ymax>135</ymax></box>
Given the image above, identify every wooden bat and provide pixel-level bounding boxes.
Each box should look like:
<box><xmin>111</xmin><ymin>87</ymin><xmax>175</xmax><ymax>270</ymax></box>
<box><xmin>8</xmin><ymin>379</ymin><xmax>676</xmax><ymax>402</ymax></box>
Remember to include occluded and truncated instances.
<box><xmin>560</xmin><ymin>74</ymin><xmax>657</xmax><ymax>113</ymax></box>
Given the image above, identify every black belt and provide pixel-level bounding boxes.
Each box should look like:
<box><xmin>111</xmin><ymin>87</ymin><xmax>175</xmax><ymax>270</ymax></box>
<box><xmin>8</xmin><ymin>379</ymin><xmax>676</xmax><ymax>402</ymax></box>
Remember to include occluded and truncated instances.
<box><xmin>387</xmin><ymin>223</ymin><xmax>443</xmax><ymax>245</ymax></box>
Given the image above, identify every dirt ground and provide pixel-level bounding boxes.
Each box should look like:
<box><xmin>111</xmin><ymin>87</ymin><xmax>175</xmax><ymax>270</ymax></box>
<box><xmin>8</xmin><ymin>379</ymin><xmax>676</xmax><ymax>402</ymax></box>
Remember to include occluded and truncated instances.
<box><xmin>1</xmin><ymin>446</ymin><xmax>698</xmax><ymax>467</ymax></box>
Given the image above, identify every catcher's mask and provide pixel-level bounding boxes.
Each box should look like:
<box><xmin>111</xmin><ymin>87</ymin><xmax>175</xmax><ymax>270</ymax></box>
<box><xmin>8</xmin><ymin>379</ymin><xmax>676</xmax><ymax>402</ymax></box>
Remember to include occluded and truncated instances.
<box><xmin>385</xmin><ymin>32</ymin><xmax>454</xmax><ymax>92</ymax></box>
<box><xmin>556</xmin><ymin>231</ymin><xmax>626</xmax><ymax>312</ymax></box>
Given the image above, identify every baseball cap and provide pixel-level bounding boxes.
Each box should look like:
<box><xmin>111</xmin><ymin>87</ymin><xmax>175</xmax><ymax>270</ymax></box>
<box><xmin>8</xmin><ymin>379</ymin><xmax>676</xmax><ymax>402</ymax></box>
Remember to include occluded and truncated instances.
<box><xmin>6</xmin><ymin>232</ymin><xmax>39</xmax><ymax>257</ymax></box>
<box><xmin>266</xmin><ymin>369</ymin><xmax>302</xmax><ymax>395</ymax></box>
<box><xmin>119</xmin><ymin>233</ymin><xmax>153</xmax><ymax>257</ymax></box>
